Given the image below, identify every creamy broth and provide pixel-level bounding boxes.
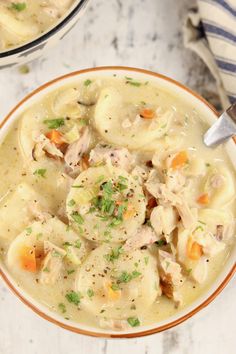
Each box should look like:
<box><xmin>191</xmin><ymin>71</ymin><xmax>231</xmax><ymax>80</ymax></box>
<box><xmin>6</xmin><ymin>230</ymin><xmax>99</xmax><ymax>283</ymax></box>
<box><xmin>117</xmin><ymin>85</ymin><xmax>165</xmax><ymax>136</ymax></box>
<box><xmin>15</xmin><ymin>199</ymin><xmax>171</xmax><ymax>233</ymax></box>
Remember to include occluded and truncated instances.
<box><xmin>0</xmin><ymin>76</ymin><xmax>235</xmax><ymax>331</ymax></box>
<box><xmin>0</xmin><ymin>0</ymin><xmax>75</xmax><ymax>51</ymax></box>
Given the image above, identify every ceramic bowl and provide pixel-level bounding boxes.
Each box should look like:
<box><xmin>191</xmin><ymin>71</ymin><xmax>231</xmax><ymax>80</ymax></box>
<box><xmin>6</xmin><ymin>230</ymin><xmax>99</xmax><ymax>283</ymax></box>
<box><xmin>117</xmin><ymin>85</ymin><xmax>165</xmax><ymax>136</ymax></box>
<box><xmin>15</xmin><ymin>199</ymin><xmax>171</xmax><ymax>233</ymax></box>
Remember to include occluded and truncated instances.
<box><xmin>0</xmin><ymin>0</ymin><xmax>90</xmax><ymax>69</ymax></box>
<box><xmin>0</xmin><ymin>66</ymin><xmax>235</xmax><ymax>338</ymax></box>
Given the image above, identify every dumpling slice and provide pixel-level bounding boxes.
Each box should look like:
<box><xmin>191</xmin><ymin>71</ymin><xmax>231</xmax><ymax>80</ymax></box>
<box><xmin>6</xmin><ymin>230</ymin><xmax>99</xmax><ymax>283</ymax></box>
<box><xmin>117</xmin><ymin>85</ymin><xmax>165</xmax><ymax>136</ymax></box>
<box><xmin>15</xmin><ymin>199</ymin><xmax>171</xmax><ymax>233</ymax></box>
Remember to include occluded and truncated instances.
<box><xmin>198</xmin><ymin>208</ymin><xmax>235</xmax><ymax>241</ymax></box>
<box><xmin>7</xmin><ymin>217</ymin><xmax>89</xmax><ymax>282</ymax></box>
<box><xmin>75</xmin><ymin>243</ymin><xmax>159</xmax><ymax>320</ymax></box>
<box><xmin>200</xmin><ymin>165</ymin><xmax>235</xmax><ymax>208</ymax></box>
<box><xmin>0</xmin><ymin>183</ymin><xmax>47</xmax><ymax>241</ymax></box>
<box><xmin>0</xmin><ymin>6</ymin><xmax>39</xmax><ymax>46</ymax></box>
<box><xmin>177</xmin><ymin>223</ymin><xmax>226</xmax><ymax>283</ymax></box>
<box><xmin>94</xmin><ymin>87</ymin><xmax>173</xmax><ymax>150</ymax></box>
<box><xmin>66</xmin><ymin>165</ymin><xmax>146</xmax><ymax>242</ymax></box>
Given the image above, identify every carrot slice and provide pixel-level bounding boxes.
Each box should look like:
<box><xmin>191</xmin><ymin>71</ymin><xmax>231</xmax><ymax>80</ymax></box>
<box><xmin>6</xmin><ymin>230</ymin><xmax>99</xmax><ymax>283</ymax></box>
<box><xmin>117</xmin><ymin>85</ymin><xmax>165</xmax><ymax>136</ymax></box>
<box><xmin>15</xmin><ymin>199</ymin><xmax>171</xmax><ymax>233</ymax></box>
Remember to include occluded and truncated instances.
<box><xmin>171</xmin><ymin>151</ymin><xmax>188</xmax><ymax>169</ymax></box>
<box><xmin>46</xmin><ymin>130</ymin><xmax>64</xmax><ymax>146</ymax></box>
<box><xmin>20</xmin><ymin>246</ymin><xmax>37</xmax><ymax>272</ymax></box>
<box><xmin>81</xmin><ymin>154</ymin><xmax>90</xmax><ymax>171</ymax></box>
<box><xmin>197</xmin><ymin>193</ymin><xmax>209</xmax><ymax>205</ymax></box>
<box><xmin>105</xmin><ymin>281</ymin><xmax>121</xmax><ymax>301</ymax></box>
<box><xmin>140</xmin><ymin>108</ymin><xmax>155</xmax><ymax>119</ymax></box>
<box><xmin>187</xmin><ymin>238</ymin><xmax>203</xmax><ymax>261</ymax></box>
<box><xmin>123</xmin><ymin>207</ymin><xmax>136</xmax><ymax>220</ymax></box>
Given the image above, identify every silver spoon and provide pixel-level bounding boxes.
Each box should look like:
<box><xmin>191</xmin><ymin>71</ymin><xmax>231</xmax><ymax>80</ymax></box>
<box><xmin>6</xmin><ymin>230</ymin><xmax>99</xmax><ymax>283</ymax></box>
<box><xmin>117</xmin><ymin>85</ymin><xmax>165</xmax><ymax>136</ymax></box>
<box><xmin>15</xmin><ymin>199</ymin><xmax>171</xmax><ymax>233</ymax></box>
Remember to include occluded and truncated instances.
<box><xmin>204</xmin><ymin>102</ymin><xmax>236</xmax><ymax>147</ymax></box>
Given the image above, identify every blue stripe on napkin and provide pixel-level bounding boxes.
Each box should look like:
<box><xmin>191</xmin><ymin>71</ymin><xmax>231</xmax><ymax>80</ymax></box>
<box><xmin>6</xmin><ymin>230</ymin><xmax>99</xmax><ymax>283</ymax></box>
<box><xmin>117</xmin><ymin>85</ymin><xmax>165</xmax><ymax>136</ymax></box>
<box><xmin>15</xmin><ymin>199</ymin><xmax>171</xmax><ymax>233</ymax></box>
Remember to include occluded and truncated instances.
<box><xmin>199</xmin><ymin>0</ymin><xmax>236</xmax><ymax>104</ymax></box>
<box><xmin>202</xmin><ymin>21</ymin><xmax>236</xmax><ymax>43</ymax></box>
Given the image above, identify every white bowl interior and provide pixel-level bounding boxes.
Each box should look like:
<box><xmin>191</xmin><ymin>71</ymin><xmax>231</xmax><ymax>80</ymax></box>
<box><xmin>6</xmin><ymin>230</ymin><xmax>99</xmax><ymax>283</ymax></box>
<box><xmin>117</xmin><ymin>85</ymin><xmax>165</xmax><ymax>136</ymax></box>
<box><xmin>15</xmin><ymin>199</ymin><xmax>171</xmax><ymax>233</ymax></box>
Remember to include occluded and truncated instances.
<box><xmin>0</xmin><ymin>68</ymin><xmax>235</xmax><ymax>337</ymax></box>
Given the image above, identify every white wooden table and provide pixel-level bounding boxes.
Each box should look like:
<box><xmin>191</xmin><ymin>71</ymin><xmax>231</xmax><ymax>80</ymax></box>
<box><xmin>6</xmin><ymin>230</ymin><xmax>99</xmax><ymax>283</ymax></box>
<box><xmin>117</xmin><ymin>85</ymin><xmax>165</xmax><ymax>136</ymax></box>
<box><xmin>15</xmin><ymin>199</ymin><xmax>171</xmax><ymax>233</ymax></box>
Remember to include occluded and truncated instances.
<box><xmin>0</xmin><ymin>1</ymin><xmax>235</xmax><ymax>353</ymax></box>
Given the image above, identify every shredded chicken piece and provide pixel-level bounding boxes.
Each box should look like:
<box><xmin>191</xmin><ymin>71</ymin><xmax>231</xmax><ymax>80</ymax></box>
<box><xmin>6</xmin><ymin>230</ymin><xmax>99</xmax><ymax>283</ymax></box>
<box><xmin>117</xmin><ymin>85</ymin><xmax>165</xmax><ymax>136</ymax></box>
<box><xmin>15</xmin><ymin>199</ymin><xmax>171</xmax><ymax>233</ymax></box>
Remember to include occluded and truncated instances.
<box><xmin>40</xmin><ymin>241</ymin><xmax>66</xmax><ymax>285</ymax></box>
<box><xmin>121</xmin><ymin>118</ymin><xmax>132</xmax><ymax>129</ymax></box>
<box><xmin>197</xmin><ymin>232</ymin><xmax>225</xmax><ymax>257</ymax></box>
<box><xmin>99</xmin><ymin>318</ymin><xmax>129</xmax><ymax>331</ymax></box>
<box><xmin>42</xmin><ymin>6</ymin><xmax>59</xmax><ymax>18</ymax></box>
<box><xmin>210</xmin><ymin>174</ymin><xmax>224</xmax><ymax>189</ymax></box>
<box><xmin>152</xmin><ymin>148</ymin><xmax>170</xmax><ymax>172</ymax></box>
<box><xmin>145</xmin><ymin>169</ymin><xmax>183</xmax><ymax>205</ymax></box>
<box><xmin>164</xmin><ymin>170</ymin><xmax>186</xmax><ymax>194</ymax></box>
<box><xmin>33</xmin><ymin>134</ymin><xmax>63</xmax><ymax>160</ymax></box>
<box><xmin>221</xmin><ymin>219</ymin><xmax>236</xmax><ymax>241</ymax></box>
<box><xmin>131</xmin><ymin>165</ymin><xmax>148</xmax><ymax>184</ymax></box>
<box><xmin>158</xmin><ymin>250</ymin><xmax>185</xmax><ymax>307</ymax></box>
<box><xmin>89</xmin><ymin>144</ymin><xmax>134</xmax><ymax>172</ymax></box>
<box><xmin>150</xmin><ymin>205</ymin><xmax>178</xmax><ymax>238</ymax></box>
<box><xmin>123</xmin><ymin>225</ymin><xmax>159</xmax><ymax>252</ymax></box>
<box><xmin>191</xmin><ymin>258</ymin><xmax>208</xmax><ymax>283</ymax></box>
<box><xmin>175</xmin><ymin>200</ymin><xmax>197</xmax><ymax>229</ymax></box>
<box><xmin>64</xmin><ymin>128</ymin><xmax>91</xmax><ymax>170</ymax></box>
<box><xmin>215</xmin><ymin>225</ymin><xmax>224</xmax><ymax>241</ymax></box>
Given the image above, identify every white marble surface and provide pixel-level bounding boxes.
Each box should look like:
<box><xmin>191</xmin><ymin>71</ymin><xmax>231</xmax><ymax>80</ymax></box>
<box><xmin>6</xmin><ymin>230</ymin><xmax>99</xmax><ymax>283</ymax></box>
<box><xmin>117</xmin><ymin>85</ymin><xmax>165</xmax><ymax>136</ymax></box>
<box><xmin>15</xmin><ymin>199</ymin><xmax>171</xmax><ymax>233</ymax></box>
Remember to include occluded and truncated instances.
<box><xmin>0</xmin><ymin>0</ymin><xmax>235</xmax><ymax>353</ymax></box>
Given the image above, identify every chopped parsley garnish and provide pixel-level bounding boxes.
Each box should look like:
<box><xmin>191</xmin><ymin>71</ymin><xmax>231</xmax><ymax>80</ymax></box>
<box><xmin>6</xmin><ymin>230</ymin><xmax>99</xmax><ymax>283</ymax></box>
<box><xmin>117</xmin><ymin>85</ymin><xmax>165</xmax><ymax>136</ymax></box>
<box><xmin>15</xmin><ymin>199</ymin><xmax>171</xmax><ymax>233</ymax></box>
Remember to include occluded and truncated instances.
<box><xmin>58</xmin><ymin>303</ymin><xmax>66</xmax><ymax>314</ymax></box>
<box><xmin>116</xmin><ymin>270</ymin><xmax>141</xmax><ymax>284</ymax></box>
<box><xmin>125</xmin><ymin>77</ymin><xmax>142</xmax><ymax>87</ymax></box>
<box><xmin>25</xmin><ymin>227</ymin><xmax>32</xmax><ymax>235</ymax></box>
<box><xmin>71</xmin><ymin>211</ymin><xmax>84</xmax><ymax>225</ymax></box>
<box><xmin>65</xmin><ymin>291</ymin><xmax>82</xmax><ymax>306</ymax></box>
<box><xmin>84</xmin><ymin>79</ymin><xmax>92</xmax><ymax>86</ymax></box>
<box><xmin>127</xmin><ymin>317</ymin><xmax>140</xmax><ymax>327</ymax></box>
<box><xmin>186</xmin><ymin>268</ymin><xmax>192</xmax><ymax>275</ymax></box>
<box><xmin>36</xmin><ymin>233</ymin><xmax>43</xmax><ymax>240</ymax></box>
<box><xmin>155</xmin><ymin>239</ymin><xmax>166</xmax><ymax>247</ymax></box>
<box><xmin>195</xmin><ymin>225</ymin><xmax>204</xmax><ymax>232</ymax></box>
<box><xmin>67</xmin><ymin>269</ymin><xmax>75</xmax><ymax>275</ymax></box>
<box><xmin>126</xmin><ymin>81</ymin><xmax>142</xmax><ymax>87</ymax></box>
<box><xmin>75</xmin><ymin>239</ymin><xmax>81</xmax><ymax>249</ymax></box>
<box><xmin>198</xmin><ymin>220</ymin><xmax>206</xmax><ymax>225</ymax></box>
<box><xmin>33</xmin><ymin>169</ymin><xmax>47</xmax><ymax>178</ymax></box>
<box><xmin>166</xmin><ymin>261</ymin><xmax>171</xmax><ymax>269</ymax></box>
<box><xmin>43</xmin><ymin>267</ymin><xmax>49</xmax><ymax>273</ymax></box>
<box><xmin>109</xmin><ymin>217</ymin><xmax>122</xmax><ymax>228</ymax></box>
<box><xmin>87</xmin><ymin>288</ymin><xmax>94</xmax><ymax>298</ymax></box>
<box><xmin>144</xmin><ymin>256</ymin><xmax>149</xmax><ymax>265</ymax></box>
<box><xmin>68</xmin><ymin>199</ymin><xmax>76</xmax><ymax>207</ymax></box>
<box><xmin>79</xmin><ymin>118</ymin><xmax>89</xmax><ymax>126</ymax></box>
<box><xmin>11</xmin><ymin>2</ymin><xmax>26</xmax><ymax>11</ymax></box>
<box><xmin>52</xmin><ymin>250</ymin><xmax>62</xmax><ymax>258</ymax></box>
<box><xmin>89</xmin><ymin>176</ymin><xmax>131</xmax><ymax>230</ymax></box>
<box><xmin>104</xmin><ymin>246</ymin><xmax>123</xmax><ymax>263</ymax></box>
<box><xmin>43</xmin><ymin>118</ymin><xmax>64</xmax><ymax>129</ymax></box>
<box><xmin>117</xmin><ymin>175</ymin><xmax>128</xmax><ymax>191</ymax></box>
<box><xmin>96</xmin><ymin>175</ymin><xmax>105</xmax><ymax>184</ymax></box>
<box><xmin>111</xmin><ymin>283</ymin><xmax>120</xmax><ymax>291</ymax></box>
<box><xmin>63</xmin><ymin>242</ymin><xmax>73</xmax><ymax>247</ymax></box>
<box><xmin>101</xmin><ymin>181</ymin><xmax>114</xmax><ymax>195</ymax></box>
<box><xmin>71</xmin><ymin>185</ymin><xmax>83</xmax><ymax>188</ymax></box>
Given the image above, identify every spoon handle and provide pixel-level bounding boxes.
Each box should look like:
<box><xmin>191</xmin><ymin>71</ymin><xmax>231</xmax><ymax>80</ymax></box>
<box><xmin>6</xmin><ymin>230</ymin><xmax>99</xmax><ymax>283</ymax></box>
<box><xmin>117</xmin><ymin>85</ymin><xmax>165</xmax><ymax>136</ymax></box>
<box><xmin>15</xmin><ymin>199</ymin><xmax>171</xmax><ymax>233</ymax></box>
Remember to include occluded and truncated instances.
<box><xmin>203</xmin><ymin>102</ymin><xmax>236</xmax><ymax>147</ymax></box>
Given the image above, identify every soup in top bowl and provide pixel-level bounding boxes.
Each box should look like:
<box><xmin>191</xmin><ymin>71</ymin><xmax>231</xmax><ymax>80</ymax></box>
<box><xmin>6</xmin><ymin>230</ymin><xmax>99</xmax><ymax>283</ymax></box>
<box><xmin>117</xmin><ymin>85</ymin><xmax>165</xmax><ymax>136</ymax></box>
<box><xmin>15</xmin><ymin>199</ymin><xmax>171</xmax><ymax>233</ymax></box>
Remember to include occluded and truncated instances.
<box><xmin>0</xmin><ymin>0</ymin><xmax>76</xmax><ymax>52</ymax></box>
<box><xmin>0</xmin><ymin>69</ymin><xmax>235</xmax><ymax>335</ymax></box>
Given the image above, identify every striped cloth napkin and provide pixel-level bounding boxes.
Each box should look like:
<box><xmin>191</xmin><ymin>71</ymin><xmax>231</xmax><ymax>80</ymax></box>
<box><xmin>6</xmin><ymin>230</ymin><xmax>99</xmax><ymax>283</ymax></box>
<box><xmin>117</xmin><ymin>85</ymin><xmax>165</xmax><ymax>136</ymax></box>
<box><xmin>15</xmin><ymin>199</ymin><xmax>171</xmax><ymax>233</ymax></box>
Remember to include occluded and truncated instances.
<box><xmin>184</xmin><ymin>0</ymin><xmax>236</xmax><ymax>109</ymax></box>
